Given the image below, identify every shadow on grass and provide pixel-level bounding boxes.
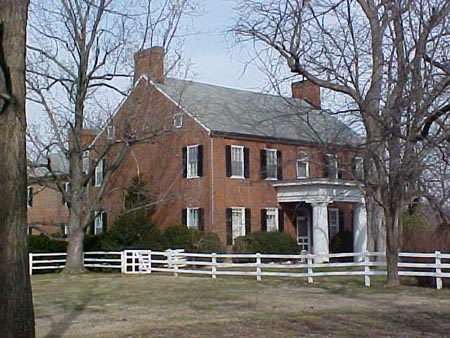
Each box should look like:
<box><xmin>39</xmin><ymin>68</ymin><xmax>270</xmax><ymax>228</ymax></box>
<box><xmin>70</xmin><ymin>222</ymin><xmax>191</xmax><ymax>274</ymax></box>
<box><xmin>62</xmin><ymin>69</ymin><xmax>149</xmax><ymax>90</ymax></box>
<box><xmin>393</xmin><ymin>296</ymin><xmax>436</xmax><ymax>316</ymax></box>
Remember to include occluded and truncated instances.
<box><xmin>44</xmin><ymin>288</ymin><xmax>93</xmax><ymax>338</ymax></box>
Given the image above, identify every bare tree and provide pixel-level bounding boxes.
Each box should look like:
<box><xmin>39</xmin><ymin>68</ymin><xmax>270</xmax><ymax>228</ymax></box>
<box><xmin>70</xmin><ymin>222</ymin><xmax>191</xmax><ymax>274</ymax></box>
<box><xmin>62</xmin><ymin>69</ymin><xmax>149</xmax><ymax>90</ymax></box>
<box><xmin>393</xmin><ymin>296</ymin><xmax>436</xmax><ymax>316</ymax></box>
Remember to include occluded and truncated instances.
<box><xmin>27</xmin><ymin>0</ymin><xmax>196</xmax><ymax>273</ymax></box>
<box><xmin>0</xmin><ymin>0</ymin><xmax>35</xmax><ymax>336</ymax></box>
<box><xmin>234</xmin><ymin>0</ymin><xmax>450</xmax><ymax>286</ymax></box>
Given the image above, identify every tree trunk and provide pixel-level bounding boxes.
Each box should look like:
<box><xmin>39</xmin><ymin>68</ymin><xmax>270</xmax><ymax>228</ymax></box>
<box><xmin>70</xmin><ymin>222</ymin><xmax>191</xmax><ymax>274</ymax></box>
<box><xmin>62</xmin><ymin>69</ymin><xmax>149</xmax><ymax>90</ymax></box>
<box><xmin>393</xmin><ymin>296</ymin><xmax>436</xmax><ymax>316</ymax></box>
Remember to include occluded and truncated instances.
<box><xmin>0</xmin><ymin>0</ymin><xmax>35</xmax><ymax>336</ymax></box>
<box><xmin>366</xmin><ymin>195</ymin><xmax>386</xmax><ymax>255</ymax></box>
<box><xmin>385</xmin><ymin>208</ymin><xmax>401</xmax><ymax>287</ymax></box>
<box><xmin>64</xmin><ymin>212</ymin><xmax>87</xmax><ymax>274</ymax></box>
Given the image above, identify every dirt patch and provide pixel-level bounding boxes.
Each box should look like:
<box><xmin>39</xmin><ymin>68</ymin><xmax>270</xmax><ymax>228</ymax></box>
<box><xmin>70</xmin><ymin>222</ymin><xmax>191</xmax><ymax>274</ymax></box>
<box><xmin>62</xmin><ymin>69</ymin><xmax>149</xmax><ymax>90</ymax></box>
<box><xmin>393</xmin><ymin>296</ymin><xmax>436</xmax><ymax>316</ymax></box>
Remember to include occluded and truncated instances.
<box><xmin>32</xmin><ymin>273</ymin><xmax>450</xmax><ymax>337</ymax></box>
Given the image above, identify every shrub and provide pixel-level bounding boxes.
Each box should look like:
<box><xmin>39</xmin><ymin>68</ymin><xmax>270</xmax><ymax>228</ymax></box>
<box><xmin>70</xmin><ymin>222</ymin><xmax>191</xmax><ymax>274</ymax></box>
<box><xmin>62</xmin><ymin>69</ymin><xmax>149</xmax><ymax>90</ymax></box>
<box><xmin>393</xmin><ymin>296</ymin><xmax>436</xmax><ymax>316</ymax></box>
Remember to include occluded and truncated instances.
<box><xmin>105</xmin><ymin>210</ymin><xmax>164</xmax><ymax>250</ymax></box>
<box><xmin>330</xmin><ymin>230</ymin><xmax>353</xmax><ymax>253</ymax></box>
<box><xmin>28</xmin><ymin>235</ymin><xmax>67</xmax><ymax>253</ymax></box>
<box><xmin>194</xmin><ymin>232</ymin><xmax>223</xmax><ymax>253</ymax></box>
<box><xmin>233</xmin><ymin>231</ymin><xmax>300</xmax><ymax>255</ymax></box>
<box><xmin>162</xmin><ymin>224</ymin><xmax>203</xmax><ymax>251</ymax></box>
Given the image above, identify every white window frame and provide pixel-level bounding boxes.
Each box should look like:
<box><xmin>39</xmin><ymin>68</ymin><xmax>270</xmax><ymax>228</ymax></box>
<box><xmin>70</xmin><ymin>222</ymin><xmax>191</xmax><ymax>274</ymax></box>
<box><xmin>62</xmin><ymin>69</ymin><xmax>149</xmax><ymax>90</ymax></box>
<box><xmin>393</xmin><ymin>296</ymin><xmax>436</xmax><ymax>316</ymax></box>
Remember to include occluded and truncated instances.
<box><xmin>187</xmin><ymin>145</ymin><xmax>199</xmax><ymax>178</ymax></box>
<box><xmin>353</xmin><ymin>156</ymin><xmax>364</xmax><ymax>180</ymax></box>
<box><xmin>62</xmin><ymin>224</ymin><xmax>69</xmax><ymax>236</ymax></box>
<box><xmin>27</xmin><ymin>186</ymin><xmax>33</xmax><ymax>208</ymax></box>
<box><xmin>187</xmin><ymin>207</ymin><xmax>200</xmax><ymax>229</ymax></box>
<box><xmin>231</xmin><ymin>207</ymin><xmax>246</xmax><ymax>242</ymax></box>
<box><xmin>265</xmin><ymin>148</ymin><xmax>278</xmax><ymax>180</ymax></box>
<box><xmin>231</xmin><ymin>145</ymin><xmax>244</xmax><ymax>178</ymax></box>
<box><xmin>326</xmin><ymin>153</ymin><xmax>338</xmax><ymax>179</ymax></box>
<box><xmin>296</xmin><ymin>151</ymin><xmax>309</xmax><ymax>179</ymax></box>
<box><xmin>106</xmin><ymin>125</ymin><xmax>115</xmax><ymax>141</ymax></box>
<box><xmin>265</xmin><ymin>208</ymin><xmax>279</xmax><ymax>232</ymax></box>
<box><xmin>94</xmin><ymin>211</ymin><xmax>105</xmax><ymax>235</ymax></box>
<box><xmin>82</xmin><ymin>150</ymin><xmax>90</xmax><ymax>174</ymax></box>
<box><xmin>328</xmin><ymin>208</ymin><xmax>339</xmax><ymax>240</ymax></box>
<box><xmin>173</xmin><ymin>113</ymin><xmax>183</xmax><ymax>128</ymax></box>
<box><xmin>94</xmin><ymin>160</ymin><xmax>104</xmax><ymax>187</ymax></box>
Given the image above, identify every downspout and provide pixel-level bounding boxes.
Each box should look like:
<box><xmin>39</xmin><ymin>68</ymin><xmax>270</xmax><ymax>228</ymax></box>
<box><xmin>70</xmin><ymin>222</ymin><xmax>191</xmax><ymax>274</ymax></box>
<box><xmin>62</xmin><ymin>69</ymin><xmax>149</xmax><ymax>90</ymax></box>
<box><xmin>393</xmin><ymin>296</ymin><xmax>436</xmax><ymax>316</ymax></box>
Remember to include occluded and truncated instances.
<box><xmin>210</xmin><ymin>137</ymin><xmax>215</xmax><ymax>231</ymax></box>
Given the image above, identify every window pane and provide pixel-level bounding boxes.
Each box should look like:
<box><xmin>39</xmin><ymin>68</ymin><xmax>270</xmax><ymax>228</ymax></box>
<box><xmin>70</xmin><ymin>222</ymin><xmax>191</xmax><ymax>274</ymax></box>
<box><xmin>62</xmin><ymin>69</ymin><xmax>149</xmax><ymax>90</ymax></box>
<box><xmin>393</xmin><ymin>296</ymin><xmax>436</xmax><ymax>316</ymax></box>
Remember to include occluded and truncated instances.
<box><xmin>231</xmin><ymin>147</ymin><xmax>243</xmax><ymax>177</ymax></box>
<box><xmin>187</xmin><ymin>146</ymin><xmax>198</xmax><ymax>177</ymax></box>
<box><xmin>297</xmin><ymin>161</ymin><xmax>307</xmax><ymax>178</ymax></box>
<box><xmin>232</xmin><ymin>208</ymin><xmax>244</xmax><ymax>240</ymax></box>
<box><xmin>266</xmin><ymin>150</ymin><xmax>277</xmax><ymax>179</ymax></box>
<box><xmin>187</xmin><ymin>208</ymin><xmax>199</xmax><ymax>229</ymax></box>
<box><xmin>266</xmin><ymin>208</ymin><xmax>278</xmax><ymax>232</ymax></box>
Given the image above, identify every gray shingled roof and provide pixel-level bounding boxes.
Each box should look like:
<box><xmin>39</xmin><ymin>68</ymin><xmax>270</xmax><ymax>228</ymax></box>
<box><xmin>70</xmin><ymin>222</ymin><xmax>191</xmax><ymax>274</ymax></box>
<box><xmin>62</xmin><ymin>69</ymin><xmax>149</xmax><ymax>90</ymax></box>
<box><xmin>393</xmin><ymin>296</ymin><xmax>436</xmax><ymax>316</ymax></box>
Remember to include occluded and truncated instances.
<box><xmin>156</xmin><ymin>78</ymin><xmax>362</xmax><ymax>146</ymax></box>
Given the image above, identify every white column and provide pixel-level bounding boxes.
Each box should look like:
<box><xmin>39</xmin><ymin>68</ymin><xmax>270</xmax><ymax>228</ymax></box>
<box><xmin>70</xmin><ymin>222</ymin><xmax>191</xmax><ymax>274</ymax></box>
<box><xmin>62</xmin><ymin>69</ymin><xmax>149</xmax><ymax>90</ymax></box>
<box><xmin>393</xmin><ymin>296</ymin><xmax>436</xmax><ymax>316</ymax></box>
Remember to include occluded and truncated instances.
<box><xmin>312</xmin><ymin>202</ymin><xmax>329</xmax><ymax>263</ymax></box>
<box><xmin>353</xmin><ymin>203</ymin><xmax>368</xmax><ymax>261</ymax></box>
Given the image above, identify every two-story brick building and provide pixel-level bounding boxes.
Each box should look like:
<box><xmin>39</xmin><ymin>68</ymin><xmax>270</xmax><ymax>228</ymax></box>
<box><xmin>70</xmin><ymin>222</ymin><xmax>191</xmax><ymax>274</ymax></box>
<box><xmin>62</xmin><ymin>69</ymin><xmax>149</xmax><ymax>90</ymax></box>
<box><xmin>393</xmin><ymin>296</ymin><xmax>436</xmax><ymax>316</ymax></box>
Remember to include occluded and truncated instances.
<box><xmin>28</xmin><ymin>46</ymin><xmax>367</xmax><ymax>261</ymax></box>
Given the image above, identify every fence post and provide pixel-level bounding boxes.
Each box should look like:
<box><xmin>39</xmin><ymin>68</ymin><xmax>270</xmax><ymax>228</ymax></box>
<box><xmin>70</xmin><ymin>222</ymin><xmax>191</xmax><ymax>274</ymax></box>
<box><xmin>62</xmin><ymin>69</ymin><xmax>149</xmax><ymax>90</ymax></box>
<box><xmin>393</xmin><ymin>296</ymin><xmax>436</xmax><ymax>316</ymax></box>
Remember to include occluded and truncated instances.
<box><xmin>121</xmin><ymin>251</ymin><xmax>126</xmax><ymax>274</ymax></box>
<box><xmin>307</xmin><ymin>255</ymin><xmax>313</xmax><ymax>284</ymax></box>
<box><xmin>212</xmin><ymin>253</ymin><xmax>217</xmax><ymax>279</ymax></box>
<box><xmin>364</xmin><ymin>252</ymin><xmax>371</xmax><ymax>287</ymax></box>
<box><xmin>435</xmin><ymin>251</ymin><xmax>442</xmax><ymax>290</ymax></box>
<box><xmin>148</xmin><ymin>250</ymin><xmax>152</xmax><ymax>274</ymax></box>
<box><xmin>29</xmin><ymin>253</ymin><xmax>33</xmax><ymax>276</ymax></box>
<box><xmin>256</xmin><ymin>253</ymin><xmax>262</xmax><ymax>281</ymax></box>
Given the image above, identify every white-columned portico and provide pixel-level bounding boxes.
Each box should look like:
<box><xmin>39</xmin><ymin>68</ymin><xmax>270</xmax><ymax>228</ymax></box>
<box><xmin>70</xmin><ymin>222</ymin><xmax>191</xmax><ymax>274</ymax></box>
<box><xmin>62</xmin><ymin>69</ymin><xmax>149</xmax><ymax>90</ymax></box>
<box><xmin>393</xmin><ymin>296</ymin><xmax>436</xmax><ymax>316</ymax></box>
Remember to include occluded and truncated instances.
<box><xmin>311</xmin><ymin>202</ymin><xmax>329</xmax><ymax>263</ymax></box>
<box><xmin>273</xmin><ymin>179</ymin><xmax>367</xmax><ymax>262</ymax></box>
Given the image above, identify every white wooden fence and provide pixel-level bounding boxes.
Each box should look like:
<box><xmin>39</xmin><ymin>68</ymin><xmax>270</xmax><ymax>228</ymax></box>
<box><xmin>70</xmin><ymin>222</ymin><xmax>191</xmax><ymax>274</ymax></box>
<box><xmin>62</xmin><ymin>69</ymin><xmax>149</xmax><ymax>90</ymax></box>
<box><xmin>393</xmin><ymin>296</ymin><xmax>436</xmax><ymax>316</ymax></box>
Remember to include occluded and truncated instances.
<box><xmin>29</xmin><ymin>250</ymin><xmax>450</xmax><ymax>289</ymax></box>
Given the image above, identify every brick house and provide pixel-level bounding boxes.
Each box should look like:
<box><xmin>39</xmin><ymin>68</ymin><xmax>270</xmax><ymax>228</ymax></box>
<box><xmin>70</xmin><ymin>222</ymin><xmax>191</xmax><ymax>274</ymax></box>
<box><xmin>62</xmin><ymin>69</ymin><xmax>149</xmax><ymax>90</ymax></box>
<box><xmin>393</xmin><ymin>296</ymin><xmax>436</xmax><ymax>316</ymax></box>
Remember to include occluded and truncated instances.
<box><xmin>28</xmin><ymin>46</ymin><xmax>368</xmax><ymax>261</ymax></box>
<box><xmin>102</xmin><ymin>47</ymin><xmax>367</xmax><ymax>260</ymax></box>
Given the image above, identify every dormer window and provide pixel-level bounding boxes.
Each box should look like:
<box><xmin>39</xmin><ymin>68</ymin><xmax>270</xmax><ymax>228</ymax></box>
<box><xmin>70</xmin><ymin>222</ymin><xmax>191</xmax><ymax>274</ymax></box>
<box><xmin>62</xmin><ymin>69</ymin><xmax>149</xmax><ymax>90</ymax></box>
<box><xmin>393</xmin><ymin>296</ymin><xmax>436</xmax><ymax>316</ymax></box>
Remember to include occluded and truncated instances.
<box><xmin>174</xmin><ymin>113</ymin><xmax>183</xmax><ymax>128</ymax></box>
<box><xmin>296</xmin><ymin>151</ymin><xmax>309</xmax><ymax>179</ymax></box>
<box><xmin>324</xmin><ymin>154</ymin><xmax>338</xmax><ymax>179</ymax></box>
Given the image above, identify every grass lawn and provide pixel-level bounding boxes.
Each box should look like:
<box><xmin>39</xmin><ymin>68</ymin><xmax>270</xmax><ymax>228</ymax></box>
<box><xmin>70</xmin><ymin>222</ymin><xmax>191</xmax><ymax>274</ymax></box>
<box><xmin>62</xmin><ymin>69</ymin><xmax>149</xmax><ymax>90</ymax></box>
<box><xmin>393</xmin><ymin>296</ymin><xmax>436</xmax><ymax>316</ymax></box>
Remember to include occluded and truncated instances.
<box><xmin>32</xmin><ymin>272</ymin><xmax>450</xmax><ymax>338</ymax></box>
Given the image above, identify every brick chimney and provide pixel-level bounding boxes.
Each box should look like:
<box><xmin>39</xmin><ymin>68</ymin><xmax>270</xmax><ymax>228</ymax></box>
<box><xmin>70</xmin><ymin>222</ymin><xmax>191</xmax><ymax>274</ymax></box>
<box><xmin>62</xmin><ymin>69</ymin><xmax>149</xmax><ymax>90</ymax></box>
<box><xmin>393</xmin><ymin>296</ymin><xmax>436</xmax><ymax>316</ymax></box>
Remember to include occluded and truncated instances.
<box><xmin>133</xmin><ymin>46</ymin><xmax>165</xmax><ymax>84</ymax></box>
<box><xmin>291</xmin><ymin>80</ymin><xmax>321</xmax><ymax>109</ymax></box>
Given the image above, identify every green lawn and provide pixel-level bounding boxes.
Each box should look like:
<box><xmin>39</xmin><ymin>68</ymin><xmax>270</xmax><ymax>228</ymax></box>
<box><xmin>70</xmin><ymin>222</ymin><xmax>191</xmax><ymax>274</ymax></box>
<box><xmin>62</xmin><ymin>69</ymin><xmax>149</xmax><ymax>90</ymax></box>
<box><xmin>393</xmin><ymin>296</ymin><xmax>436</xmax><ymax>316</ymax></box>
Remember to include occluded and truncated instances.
<box><xmin>32</xmin><ymin>273</ymin><xmax>450</xmax><ymax>337</ymax></box>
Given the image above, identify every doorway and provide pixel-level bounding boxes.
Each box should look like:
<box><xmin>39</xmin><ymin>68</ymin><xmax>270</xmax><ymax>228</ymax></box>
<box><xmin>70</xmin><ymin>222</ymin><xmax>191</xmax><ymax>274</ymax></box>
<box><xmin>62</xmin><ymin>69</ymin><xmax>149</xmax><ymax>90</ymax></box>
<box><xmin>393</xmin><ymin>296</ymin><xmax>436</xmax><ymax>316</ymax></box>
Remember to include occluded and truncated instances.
<box><xmin>296</xmin><ymin>215</ymin><xmax>310</xmax><ymax>252</ymax></box>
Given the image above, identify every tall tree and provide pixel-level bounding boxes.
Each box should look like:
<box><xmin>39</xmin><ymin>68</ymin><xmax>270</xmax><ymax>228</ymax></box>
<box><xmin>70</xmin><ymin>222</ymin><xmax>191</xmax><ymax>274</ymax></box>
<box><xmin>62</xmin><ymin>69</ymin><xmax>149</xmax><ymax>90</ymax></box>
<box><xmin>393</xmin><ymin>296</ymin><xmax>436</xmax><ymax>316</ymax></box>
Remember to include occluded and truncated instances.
<box><xmin>27</xmin><ymin>0</ymin><xmax>196</xmax><ymax>273</ymax></box>
<box><xmin>234</xmin><ymin>0</ymin><xmax>450</xmax><ymax>286</ymax></box>
<box><xmin>0</xmin><ymin>0</ymin><xmax>35</xmax><ymax>336</ymax></box>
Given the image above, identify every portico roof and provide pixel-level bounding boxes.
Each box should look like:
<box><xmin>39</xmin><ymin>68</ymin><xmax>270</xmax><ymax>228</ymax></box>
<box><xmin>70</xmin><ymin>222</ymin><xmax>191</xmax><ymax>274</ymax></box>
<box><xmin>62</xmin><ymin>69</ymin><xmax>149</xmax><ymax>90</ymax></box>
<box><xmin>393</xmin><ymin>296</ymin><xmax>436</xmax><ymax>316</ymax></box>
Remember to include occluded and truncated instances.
<box><xmin>273</xmin><ymin>179</ymin><xmax>365</xmax><ymax>204</ymax></box>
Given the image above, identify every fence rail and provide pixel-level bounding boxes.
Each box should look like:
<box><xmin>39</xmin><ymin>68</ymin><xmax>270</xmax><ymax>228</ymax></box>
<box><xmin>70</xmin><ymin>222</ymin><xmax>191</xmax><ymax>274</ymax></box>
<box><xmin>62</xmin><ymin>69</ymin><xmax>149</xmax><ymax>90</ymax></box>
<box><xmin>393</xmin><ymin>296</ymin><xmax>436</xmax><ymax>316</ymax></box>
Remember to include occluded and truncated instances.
<box><xmin>29</xmin><ymin>250</ymin><xmax>450</xmax><ymax>289</ymax></box>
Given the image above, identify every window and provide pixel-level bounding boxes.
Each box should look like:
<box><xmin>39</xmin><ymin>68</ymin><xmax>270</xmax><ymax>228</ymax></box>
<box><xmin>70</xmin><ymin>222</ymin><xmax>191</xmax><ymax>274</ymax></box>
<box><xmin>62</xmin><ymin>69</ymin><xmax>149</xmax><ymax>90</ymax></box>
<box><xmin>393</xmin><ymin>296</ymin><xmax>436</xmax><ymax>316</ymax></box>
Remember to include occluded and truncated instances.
<box><xmin>94</xmin><ymin>211</ymin><xmax>107</xmax><ymax>234</ymax></box>
<box><xmin>324</xmin><ymin>153</ymin><xmax>338</xmax><ymax>179</ymax></box>
<box><xmin>231</xmin><ymin>146</ymin><xmax>244</xmax><ymax>177</ymax></box>
<box><xmin>264</xmin><ymin>208</ymin><xmax>279</xmax><ymax>232</ymax></box>
<box><xmin>182</xmin><ymin>145</ymin><xmax>203</xmax><ymax>178</ymax></box>
<box><xmin>187</xmin><ymin>208</ymin><xmax>199</xmax><ymax>229</ymax></box>
<box><xmin>61</xmin><ymin>224</ymin><xmax>69</xmax><ymax>236</ymax></box>
<box><xmin>27</xmin><ymin>186</ymin><xmax>33</xmax><ymax>208</ymax></box>
<box><xmin>328</xmin><ymin>208</ymin><xmax>339</xmax><ymax>240</ymax></box>
<box><xmin>261</xmin><ymin>149</ymin><xmax>282</xmax><ymax>179</ymax></box>
<box><xmin>82</xmin><ymin>150</ymin><xmax>90</xmax><ymax>174</ymax></box>
<box><xmin>226</xmin><ymin>208</ymin><xmax>251</xmax><ymax>244</ymax></box>
<box><xmin>62</xmin><ymin>182</ymin><xmax>71</xmax><ymax>205</ymax></box>
<box><xmin>352</xmin><ymin>156</ymin><xmax>364</xmax><ymax>180</ymax></box>
<box><xmin>94</xmin><ymin>159</ymin><xmax>105</xmax><ymax>187</ymax></box>
<box><xmin>226</xmin><ymin>145</ymin><xmax>249</xmax><ymax>179</ymax></box>
<box><xmin>173</xmin><ymin>113</ymin><xmax>183</xmax><ymax>128</ymax></box>
<box><xmin>106</xmin><ymin>125</ymin><xmax>115</xmax><ymax>141</ymax></box>
<box><xmin>296</xmin><ymin>151</ymin><xmax>309</xmax><ymax>178</ymax></box>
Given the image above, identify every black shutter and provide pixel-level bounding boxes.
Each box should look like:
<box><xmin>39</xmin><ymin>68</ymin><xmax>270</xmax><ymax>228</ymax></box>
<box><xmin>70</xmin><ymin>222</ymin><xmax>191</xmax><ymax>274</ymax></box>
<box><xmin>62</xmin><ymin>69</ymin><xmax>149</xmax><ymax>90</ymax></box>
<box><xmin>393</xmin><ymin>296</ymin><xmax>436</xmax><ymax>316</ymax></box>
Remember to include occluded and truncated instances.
<box><xmin>337</xmin><ymin>157</ymin><xmax>343</xmax><ymax>179</ymax></box>
<box><xmin>261</xmin><ymin>209</ymin><xmax>267</xmax><ymax>232</ymax></box>
<box><xmin>182</xmin><ymin>146</ymin><xmax>187</xmax><ymax>178</ymax></box>
<box><xmin>225</xmin><ymin>145</ymin><xmax>232</xmax><ymax>177</ymax></box>
<box><xmin>277</xmin><ymin>150</ymin><xmax>283</xmax><ymax>180</ymax></box>
<box><xmin>245</xmin><ymin>208</ymin><xmax>251</xmax><ymax>235</ymax></box>
<box><xmin>226</xmin><ymin>208</ymin><xmax>233</xmax><ymax>245</ymax></box>
<box><xmin>244</xmin><ymin>147</ymin><xmax>250</xmax><ymax>178</ymax></box>
<box><xmin>199</xmin><ymin>208</ymin><xmax>204</xmax><ymax>231</ymax></box>
<box><xmin>260</xmin><ymin>149</ymin><xmax>267</xmax><ymax>179</ymax></box>
<box><xmin>90</xmin><ymin>167</ymin><xmax>96</xmax><ymax>186</ymax></box>
<box><xmin>102</xmin><ymin>212</ymin><xmax>107</xmax><ymax>231</ymax></box>
<box><xmin>182</xmin><ymin>208</ymin><xmax>187</xmax><ymax>226</ymax></box>
<box><xmin>339</xmin><ymin>209</ymin><xmax>344</xmax><ymax>233</ymax></box>
<box><xmin>89</xmin><ymin>212</ymin><xmax>95</xmax><ymax>235</ymax></box>
<box><xmin>102</xmin><ymin>159</ymin><xmax>107</xmax><ymax>178</ymax></box>
<box><xmin>27</xmin><ymin>187</ymin><xmax>33</xmax><ymax>207</ymax></box>
<box><xmin>278</xmin><ymin>209</ymin><xmax>284</xmax><ymax>232</ymax></box>
<box><xmin>197</xmin><ymin>145</ymin><xmax>203</xmax><ymax>177</ymax></box>
<box><xmin>323</xmin><ymin>154</ymin><xmax>330</xmax><ymax>178</ymax></box>
<box><xmin>351</xmin><ymin>157</ymin><xmax>357</xmax><ymax>177</ymax></box>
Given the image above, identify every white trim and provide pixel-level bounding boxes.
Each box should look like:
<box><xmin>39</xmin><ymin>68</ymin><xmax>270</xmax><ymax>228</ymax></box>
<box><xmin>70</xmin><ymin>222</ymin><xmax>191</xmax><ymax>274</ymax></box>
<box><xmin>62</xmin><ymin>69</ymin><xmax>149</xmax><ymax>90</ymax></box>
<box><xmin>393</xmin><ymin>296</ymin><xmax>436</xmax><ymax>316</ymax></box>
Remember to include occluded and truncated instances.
<box><xmin>296</xmin><ymin>151</ymin><xmax>309</xmax><ymax>179</ymax></box>
<box><xmin>186</xmin><ymin>207</ymin><xmax>200</xmax><ymax>229</ymax></box>
<box><xmin>173</xmin><ymin>113</ymin><xmax>183</xmax><ymax>128</ymax></box>
<box><xmin>264</xmin><ymin>148</ymin><xmax>278</xmax><ymax>180</ymax></box>
<box><xmin>94</xmin><ymin>160</ymin><xmax>104</xmax><ymax>187</ymax></box>
<box><xmin>231</xmin><ymin>207</ymin><xmax>246</xmax><ymax>241</ymax></box>
<box><xmin>186</xmin><ymin>144</ymin><xmax>200</xmax><ymax>179</ymax></box>
<box><xmin>265</xmin><ymin>207</ymin><xmax>279</xmax><ymax>232</ymax></box>
<box><xmin>94</xmin><ymin>211</ymin><xmax>106</xmax><ymax>235</ymax></box>
<box><xmin>230</xmin><ymin>145</ymin><xmax>245</xmax><ymax>179</ymax></box>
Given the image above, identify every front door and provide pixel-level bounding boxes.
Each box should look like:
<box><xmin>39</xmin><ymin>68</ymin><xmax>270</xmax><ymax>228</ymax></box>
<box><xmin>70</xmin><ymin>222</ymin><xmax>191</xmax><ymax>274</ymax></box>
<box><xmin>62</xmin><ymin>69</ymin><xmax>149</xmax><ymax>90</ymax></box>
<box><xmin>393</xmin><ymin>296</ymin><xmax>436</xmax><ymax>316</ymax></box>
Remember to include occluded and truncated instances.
<box><xmin>296</xmin><ymin>216</ymin><xmax>310</xmax><ymax>252</ymax></box>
